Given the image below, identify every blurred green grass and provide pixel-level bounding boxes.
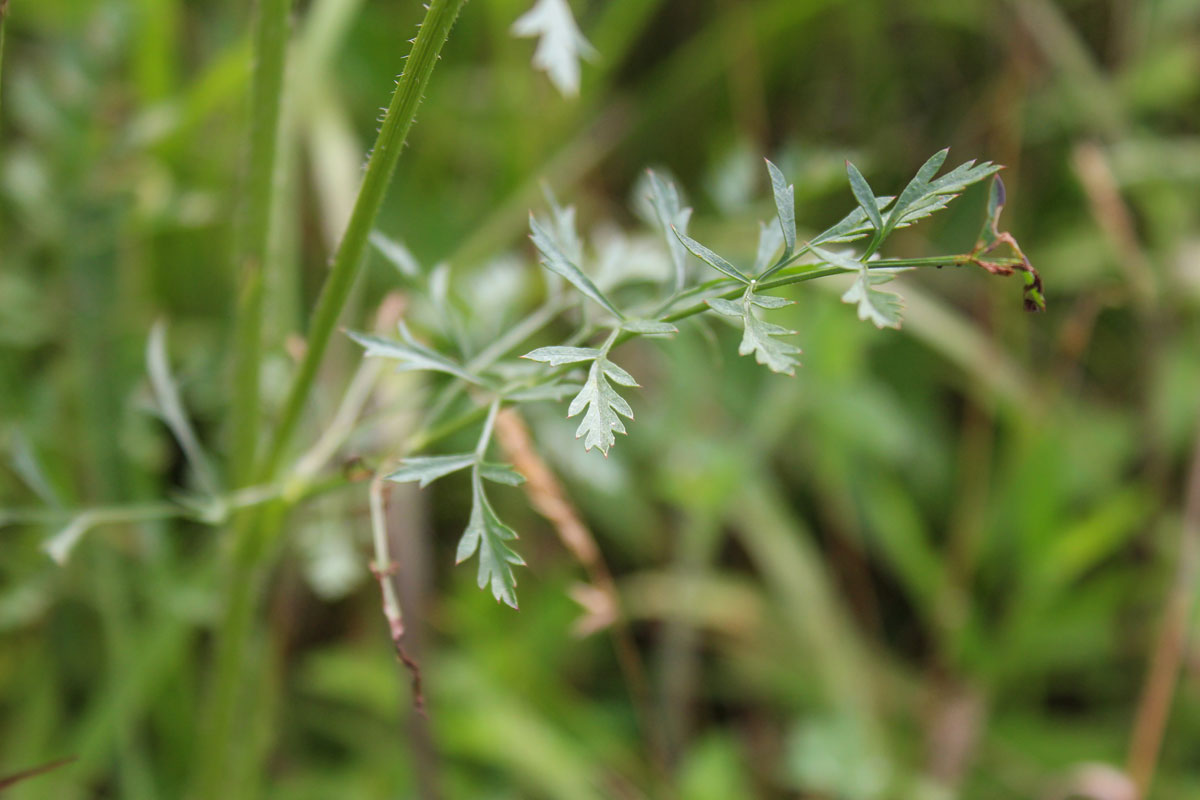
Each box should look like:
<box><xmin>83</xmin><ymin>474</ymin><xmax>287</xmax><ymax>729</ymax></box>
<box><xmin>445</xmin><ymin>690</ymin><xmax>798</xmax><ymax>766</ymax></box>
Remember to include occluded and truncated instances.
<box><xmin>2</xmin><ymin>0</ymin><xmax>1200</xmax><ymax>797</ymax></box>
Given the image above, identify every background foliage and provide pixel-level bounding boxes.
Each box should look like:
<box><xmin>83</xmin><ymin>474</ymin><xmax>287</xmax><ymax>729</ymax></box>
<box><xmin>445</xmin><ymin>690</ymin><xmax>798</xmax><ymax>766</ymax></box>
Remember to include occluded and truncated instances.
<box><xmin>2</xmin><ymin>0</ymin><xmax>1200</xmax><ymax>797</ymax></box>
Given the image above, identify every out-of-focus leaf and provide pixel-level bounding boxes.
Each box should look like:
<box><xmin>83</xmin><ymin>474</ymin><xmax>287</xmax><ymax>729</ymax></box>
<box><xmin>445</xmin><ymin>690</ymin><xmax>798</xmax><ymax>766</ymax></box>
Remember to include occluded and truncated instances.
<box><xmin>511</xmin><ymin>0</ymin><xmax>598</xmax><ymax>97</ymax></box>
<box><xmin>529</xmin><ymin>214</ymin><xmax>623</xmax><ymax>319</ymax></box>
<box><xmin>385</xmin><ymin>454</ymin><xmax>476</xmax><ymax>488</ymax></box>
<box><xmin>348</xmin><ymin>322</ymin><xmax>483</xmax><ymax>384</ymax></box>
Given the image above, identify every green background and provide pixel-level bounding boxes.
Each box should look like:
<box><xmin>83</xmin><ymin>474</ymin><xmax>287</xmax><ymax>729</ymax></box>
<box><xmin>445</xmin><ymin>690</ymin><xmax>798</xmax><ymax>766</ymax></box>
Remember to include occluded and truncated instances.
<box><xmin>2</xmin><ymin>0</ymin><xmax>1199</xmax><ymax>797</ymax></box>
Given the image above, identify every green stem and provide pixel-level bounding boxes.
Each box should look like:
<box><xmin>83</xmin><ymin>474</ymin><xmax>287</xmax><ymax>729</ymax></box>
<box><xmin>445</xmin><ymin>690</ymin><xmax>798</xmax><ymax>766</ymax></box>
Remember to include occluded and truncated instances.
<box><xmin>197</xmin><ymin>4</ymin><xmax>468</xmax><ymax>794</ymax></box>
<box><xmin>230</xmin><ymin>0</ymin><xmax>294</xmax><ymax>488</ymax></box>
<box><xmin>406</xmin><ymin>255</ymin><xmax>1003</xmax><ymax>451</ymax></box>
<box><xmin>0</xmin><ymin>0</ymin><xmax>8</xmax><ymax>126</ymax></box>
<box><xmin>258</xmin><ymin>0</ymin><xmax>469</xmax><ymax>484</ymax></box>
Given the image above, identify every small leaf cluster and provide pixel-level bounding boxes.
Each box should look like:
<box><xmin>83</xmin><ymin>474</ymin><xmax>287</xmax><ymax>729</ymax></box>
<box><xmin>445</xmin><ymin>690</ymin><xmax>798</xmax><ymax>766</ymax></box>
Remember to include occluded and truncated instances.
<box><xmin>354</xmin><ymin>152</ymin><xmax>1041</xmax><ymax>607</ymax></box>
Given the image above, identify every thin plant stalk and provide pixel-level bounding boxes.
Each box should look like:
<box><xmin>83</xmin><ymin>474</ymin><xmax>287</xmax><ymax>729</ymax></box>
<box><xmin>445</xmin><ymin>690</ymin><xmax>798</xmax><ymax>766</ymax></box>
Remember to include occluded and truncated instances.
<box><xmin>230</xmin><ymin>0</ymin><xmax>295</xmax><ymax>487</ymax></box>
<box><xmin>0</xmin><ymin>0</ymin><xmax>8</xmax><ymax>124</ymax></box>
<box><xmin>257</xmin><ymin>0</ymin><xmax>469</xmax><ymax>485</ymax></box>
<box><xmin>196</xmin><ymin>2</ymin><xmax>468</xmax><ymax>794</ymax></box>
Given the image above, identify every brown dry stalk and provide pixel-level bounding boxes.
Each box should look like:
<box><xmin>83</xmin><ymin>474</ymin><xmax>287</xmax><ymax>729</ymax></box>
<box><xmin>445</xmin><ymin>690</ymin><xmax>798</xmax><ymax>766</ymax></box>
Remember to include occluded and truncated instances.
<box><xmin>492</xmin><ymin>409</ymin><xmax>658</xmax><ymax>754</ymax></box>
<box><xmin>1127</xmin><ymin>423</ymin><xmax>1200</xmax><ymax>798</ymax></box>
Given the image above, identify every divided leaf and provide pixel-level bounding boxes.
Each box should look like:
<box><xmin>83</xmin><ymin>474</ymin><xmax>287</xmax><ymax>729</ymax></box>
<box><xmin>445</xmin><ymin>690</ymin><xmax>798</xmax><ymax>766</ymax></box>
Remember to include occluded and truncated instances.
<box><xmin>814</xmin><ymin>152</ymin><xmax>1001</xmax><ymax>247</ymax></box>
<box><xmin>385</xmin><ymin>453</ymin><xmax>476</xmax><ymax>488</ymax></box>
<box><xmin>522</xmin><ymin>346</ymin><xmax>603</xmax><ymax>366</ymax></box>
<box><xmin>884</xmin><ymin>150</ymin><xmax>1001</xmax><ymax>235</ymax></box>
<box><xmin>529</xmin><ymin>214</ymin><xmax>624</xmax><ymax>319</ymax></box>
<box><xmin>621</xmin><ymin>319</ymin><xmax>678</xmax><ymax>336</ymax></box>
<box><xmin>845</xmin><ymin>161</ymin><xmax>883</xmax><ymax>235</ymax></box>
<box><xmin>348</xmin><ymin>323</ymin><xmax>483</xmax><ymax>385</ymax></box>
<box><xmin>673</xmin><ymin>229</ymin><xmax>751</xmax><ymax>284</ymax></box>
<box><xmin>567</xmin><ymin>358</ymin><xmax>637</xmax><ymax>455</ymax></box>
<box><xmin>646</xmin><ymin>170</ymin><xmax>694</xmax><ymax>291</ymax></box>
<box><xmin>369</xmin><ymin>232</ymin><xmax>421</xmax><ymax>278</ymax></box>
<box><xmin>511</xmin><ymin>0</ymin><xmax>598</xmax><ymax>97</ymax></box>
<box><xmin>753</xmin><ymin>220</ymin><xmax>785</xmax><ymax>274</ymax></box>
<box><xmin>765</xmin><ymin>159</ymin><xmax>796</xmax><ymax>258</ymax></box>
<box><xmin>707</xmin><ymin>288</ymin><xmax>800</xmax><ymax>375</ymax></box>
<box><xmin>841</xmin><ymin>271</ymin><xmax>904</xmax><ymax>330</ymax></box>
<box><xmin>456</xmin><ymin>471</ymin><xmax>526</xmax><ymax>608</ymax></box>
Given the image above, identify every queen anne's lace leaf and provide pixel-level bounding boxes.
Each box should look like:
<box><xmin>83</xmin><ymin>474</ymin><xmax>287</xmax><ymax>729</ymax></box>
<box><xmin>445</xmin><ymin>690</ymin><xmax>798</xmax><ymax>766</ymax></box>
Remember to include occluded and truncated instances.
<box><xmin>522</xmin><ymin>346</ymin><xmax>603</xmax><ymax>366</ymax></box>
<box><xmin>567</xmin><ymin>358</ymin><xmax>637</xmax><ymax>455</ymax></box>
<box><xmin>707</xmin><ymin>288</ymin><xmax>800</xmax><ymax>375</ymax></box>
<box><xmin>529</xmin><ymin>215</ymin><xmax>624</xmax><ymax>319</ymax></box>
<box><xmin>511</xmin><ymin>0</ymin><xmax>597</xmax><ymax>97</ymax></box>
<box><xmin>456</xmin><ymin>471</ymin><xmax>525</xmax><ymax>608</ymax></box>
<box><xmin>841</xmin><ymin>271</ymin><xmax>904</xmax><ymax>329</ymax></box>
<box><xmin>385</xmin><ymin>453</ymin><xmax>476</xmax><ymax>488</ymax></box>
<box><xmin>348</xmin><ymin>322</ymin><xmax>482</xmax><ymax>384</ymax></box>
<box><xmin>814</xmin><ymin>152</ymin><xmax>1001</xmax><ymax>246</ymax></box>
<box><xmin>646</xmin><ymin>170</ymin><xmax>694</xmax><ymax>291</ymax></box>
<box><xmin>753</xmin><ymin>220</ymin><xmax>785</xmax><ymax>274</ymax></box>
<box><xmin>673</xmin><ymin>229</ymin><xmax>751</xmax><ymax>284</ymax></box>
<box><xmin>765</xmin><ymin>159</ymin><xmax>796</xmax><ymax>258</ymax></box>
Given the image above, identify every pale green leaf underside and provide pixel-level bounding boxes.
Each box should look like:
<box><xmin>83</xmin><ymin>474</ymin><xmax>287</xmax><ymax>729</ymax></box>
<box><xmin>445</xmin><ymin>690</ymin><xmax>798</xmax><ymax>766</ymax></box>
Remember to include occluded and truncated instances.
<box><xmin>708</xmin><ymin>288</ymin><xmax>800</xmax><ymax>375</ymax></box>
<box><xmin>567</xmin><ymin>358</ymin><xmax>636</xmax><ymax>454</ymax></box>
<box><xmin>348</xmin><ymin>324</ymin><xmax>482</xmax><ymax>385</ymax></box>
<box><xmin>646</xmin><ymin>169</ymin><xmax>694</xmax><ymax>290</ymax></box>
<box><xmin>522</xmin><ymin>346</ymin><xmax>603</xmax><ymax>365</ymax></box>
<box><xmin>842</xmin><ymin>271</ymin><xmax>903</xmax><ymax>329</ymax></box>
<box><xmin>511</xmin><ymin>0</ymin><xmax>598</xmax><ymax>97</ymax></box>
<box><xmin>673</xmin><ymin>229</ymin><xmax>750</xmax><ymax>284</ymax></box>
<box><xmin>529</xmin><ymin>214</ymin><xmax>623</xmax><ymax>319</ymax></box>
<box><xmin>766</xmin><ymin>159</ymin><xmax>796</xmax><ymax>257</ymax></box>
<box><xmin>456</xmin><ymin>471</ymin><xmax>525</xmax><ymax>608</ymax></box>
<box><xmin>387</xmin><ymin>454</ymin><xmax>525</xmax><ymax>489</ymax></box>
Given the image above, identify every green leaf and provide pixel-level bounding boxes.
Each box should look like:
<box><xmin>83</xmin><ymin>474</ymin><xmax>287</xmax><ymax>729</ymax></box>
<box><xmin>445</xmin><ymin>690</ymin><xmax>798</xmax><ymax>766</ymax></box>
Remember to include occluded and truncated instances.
<box><xmin>646</xmin><ymin>169</ymin><xmax>694</xmax><ymax>291</ymax></box>
<box><xmin>884</xmin><ymin>150</ymin><xmax>1002</xmax><ymax>236</ymax></box>
<box><xmin>146</xmin><ymin>322</ymin><xmax>220</xmax><ymax>496</ymax></box>
<box><xmin>841</xmin><ymin>271</ymin><xmax>903</xmax><ymax>330</ymax></box>
<box><xmin>479</xmin><ymin>462</ymin><xmax>526</xmax><ymax>486</ymax></box>
<box><xmin>510</xmin><ymin>0</ymin><xmax>598</xmax><ymax>98</ymax></box>
<box><xmin>765</xmin><ymin>159</ymin><xmax>796</xmax><ymax>258</ymax></box>
<box><xmin>567</xmin><ymin>358</ymin><xmax>637</xmax><ymax>455</ymax></box>
<box><xmin>753</xmin><ymin>220</ymin><xmax>785</xmax><ymax>274</ymax></box>
<box><xmin>749</xmin><ymin>293</ymin><xmax>793</xmax><ymax>309</ymax></box>
<box><xmin>672</xmin><ymin>229</ymin><xmax>751</xmax><ymax>284</ymax></box>
<box><xmin>528</xmin><ymin>214</ymin><xmax>624</xmax><ymax>319</ymax></box>
<box><xmin>456</xmin><ymin>470</ymin><xmax>525</xmax><ymax>608</ymax></box>
<box><xmin>503</xmin><ymin>381</ymin><xmax>584</xmax><ymax>403</ymax></box>
<box><xmin>845</xmin><ymin>161</ymin><xmax>883</xmax><ymax>234</ymax></box>
<box><xmin>348</xmin><ymin>323</ymin><xmax>483</xmax><ymax>385</ymax></box>
<box><xmin>707</xmin><ymin>288</ymin><xmax>801</xmax><ymax>375</ymax></box>
<box><xmin>521</xmin><ymin>346</ymin><xmax>603</xmax><ymax>365</ymax></box>
<box><xmin>369</xmin><ymin>232</ymin><xmax>420</xmax><ymax>278</ymax></box>
<box><xmin>621</xmin><ymin>319</ymin><xmax>678</xmax><ymax>336</ymax></box>
<box><xmin>385</xmin><ymin>453</ymin><xmax>476</xmax><ymax>488</ymax></box>
<box><xmin>42</xmin><ymin>515</ymin><xmax>95</xmax><ymax>565</ymax></box>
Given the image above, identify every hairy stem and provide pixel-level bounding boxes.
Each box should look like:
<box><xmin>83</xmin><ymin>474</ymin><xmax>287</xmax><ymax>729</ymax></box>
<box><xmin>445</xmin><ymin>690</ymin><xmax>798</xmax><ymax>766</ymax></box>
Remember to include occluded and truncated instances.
<box><xmin>198</xmin><ymin>5</ymin><xmax>468</xmax><ymax>793</ymax></box>
<box><xmin>258</xmin><ymin>0</ymin><xmax>469</xmax><ymax>483</ymax></box>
